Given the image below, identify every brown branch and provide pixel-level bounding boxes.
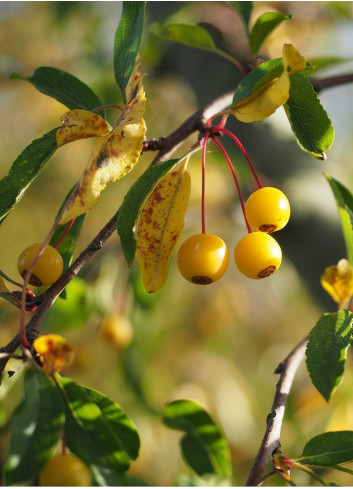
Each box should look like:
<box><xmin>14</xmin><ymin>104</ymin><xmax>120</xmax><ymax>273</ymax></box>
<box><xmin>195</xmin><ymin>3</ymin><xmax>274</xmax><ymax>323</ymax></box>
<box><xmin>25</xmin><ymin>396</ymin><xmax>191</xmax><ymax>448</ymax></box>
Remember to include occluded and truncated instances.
<box><xmin>311</xmin><ymin>73</ymin><xmax>353</xmax><ymax>92</ymax></box>
<box><xmin>0</xmin><ymin>89</ymin><xmax>236</xmax><ymax>379</ymax></box>
<box><xmin>246</xmin><ymin>336</ymin><xmax>308</xmax><ymax>486</ymax></box>
<box><xmin>145</xmin><ymin>90</ymin><xmax>235</xmax><ymax>163</ymax></box>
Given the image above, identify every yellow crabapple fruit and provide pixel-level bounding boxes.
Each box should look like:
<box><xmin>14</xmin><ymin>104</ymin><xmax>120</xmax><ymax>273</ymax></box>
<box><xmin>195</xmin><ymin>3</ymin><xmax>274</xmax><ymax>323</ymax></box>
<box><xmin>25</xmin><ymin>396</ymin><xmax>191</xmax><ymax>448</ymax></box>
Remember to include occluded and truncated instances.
<box><xmin>18</xmin><ymin>243</ymin><xmax>63</xmax><ymax>287</ymax></box>
<box><xmin>234</xmin><ymin>232</ymin><xmax>282</xmax><ymax>279</ymax></box>
<box><xmin>245</xmin><ymin>187</ymin><xmax>290</xmax><ymax>233</ymax></box>
<box><xmin>177</xmin><ymin>233</ymin><xmax>229</xmax><ymax>285</ymax></box>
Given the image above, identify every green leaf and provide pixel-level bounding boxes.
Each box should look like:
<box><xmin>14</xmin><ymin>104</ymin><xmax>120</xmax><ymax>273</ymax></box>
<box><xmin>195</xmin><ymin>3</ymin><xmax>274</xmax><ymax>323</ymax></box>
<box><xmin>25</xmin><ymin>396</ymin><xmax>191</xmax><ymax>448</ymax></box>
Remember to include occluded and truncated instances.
<box><xmin>297</xmin><ymin>431</ymin><xmax>353</xmax><ymax>466</ymax></box>
<box><xmin>325</xmin><ymin>174</ymin><xmax>353</xmax><ymax>264</ymax></box>
<box><xmin>85</xmin><ymin>387</ymin><xmax>140</xmax><ymax>461</ymax></box>
<box><xmin>49</xmin><ymin>186</ymin><xmax>87</xmax><ymax>279</ymax></box>
<box><xmin>58</xmin><ymin>377</ymin><xmax>139</xmax><ymax>486</ymax></box>
<box><xmin>304</xmin><ymin>56</ymin><xmax>353</xmax><ymax>76</ymax></box>
<box><xmin>163</xmin><ymin>400</ymin><xmax>232</xmax><ymax>479</ymax></box>
<box><xmin>154</xmin><ymin>23</ymin><xmax>234</xmax><ymax>64</ymax></box>
<box><xmin>11</xmin><ymin>66</ymin><xmax>103</xmax><ymax>111</ymax></box>
<box><xmin>114</xmin><ymin>1</ymin><xmax>146</xmax><ymax>102</ymax></box>
<box><xmin>117</xmin><ymin>157</ymin><xmax>181</xmax><ymax>266</ymax></box>
<box><xmin>231</xmin><ymin>57</ymin><xmax>284</xmax><ymax>106</ymax></box>
<box><xmin>0</xmin><ymin>128</ymin><xmax>58</xmax><ymax>225</ymax></box>
<box><xmin>232</xmin><ymin>2</ymin><xmax>253</xmax><ymax>34</ymax></box>
<box><xmin>51</xmin><ymin>216</ymin><xmax>85</xmax><ymax>271</ymax></box>
<box><xmin>249</xmin><ymin>12</ymin><xmax>292</xmax><ymax>54</ymax></box>
<box><xmin>4</xmin><ymin>368</ymin><xmax>65</xmax><ymax>485</ymax></box>
<box><xmin>306</xmin><ymin>310</ymin><xmax>353</xmax><ymax>402</ymax></box>
<box><xmin>284</xmin><ymin>73</ymin><xmax>335</xmax><ymax>158</ymax></box>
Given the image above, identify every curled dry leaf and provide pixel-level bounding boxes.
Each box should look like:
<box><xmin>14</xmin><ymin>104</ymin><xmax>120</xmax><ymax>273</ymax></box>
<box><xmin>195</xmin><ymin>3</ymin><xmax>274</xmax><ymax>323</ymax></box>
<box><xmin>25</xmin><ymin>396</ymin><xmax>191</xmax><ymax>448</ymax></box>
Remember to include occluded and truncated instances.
<box><xmin>58</xmin><ymin>72</ymin><xmax>146</xmax><ymax>225</ymax></box>
<box><xmin>137</xmin><ymin>161</ymin><xmax>191</xmax><ymax>293</ymax></box>
<box><xmin>321</xmin><ymin>258</ymin><xmax>353</xmax><ymax>305</ymax></box>
<box><xmin>33</xmin><ymin>334</ymin><xmax>74</xmax><ymax>375</ymax></box>
<box><xmin>230</xmin><ymin>44</ymin><xmax>306</xmax><ymax>122</ymax></box>
<box><xmin>56</xmin><ymin>110</ymin><xmax>111</xmax><ymax>147</ymax></box>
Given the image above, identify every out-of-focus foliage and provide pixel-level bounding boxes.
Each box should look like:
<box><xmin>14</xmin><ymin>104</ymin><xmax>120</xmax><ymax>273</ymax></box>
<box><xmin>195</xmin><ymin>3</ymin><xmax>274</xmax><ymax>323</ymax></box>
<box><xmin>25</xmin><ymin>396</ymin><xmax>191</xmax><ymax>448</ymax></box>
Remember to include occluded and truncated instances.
<box><xmin>1</xmin><ymin>1</ymin><xmax>353</xmax><ymax>486</ymax></box>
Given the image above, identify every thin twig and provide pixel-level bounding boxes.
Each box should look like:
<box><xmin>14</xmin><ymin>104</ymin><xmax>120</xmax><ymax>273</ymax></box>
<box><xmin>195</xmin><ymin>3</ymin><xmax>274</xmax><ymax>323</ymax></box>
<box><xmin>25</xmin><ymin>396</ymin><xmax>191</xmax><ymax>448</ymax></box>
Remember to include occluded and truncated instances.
<box><xmin>148</xmin><ymin>90</ymin><xmax>235</xmax><ymax>163</ymax></box>
<box><xmin>0</xmin><ymin>89</ymin><xmax>236</xmax><ymax>378</ymax></box>
<box><xmin>246</xmin><ymin>336</ymin><xmax>308</xmax><ymax>486</ymax></box>
<box><xmin>311</xmin><ymin>73</ymin><xmax>353</xmax><ymax>92</ymax></box>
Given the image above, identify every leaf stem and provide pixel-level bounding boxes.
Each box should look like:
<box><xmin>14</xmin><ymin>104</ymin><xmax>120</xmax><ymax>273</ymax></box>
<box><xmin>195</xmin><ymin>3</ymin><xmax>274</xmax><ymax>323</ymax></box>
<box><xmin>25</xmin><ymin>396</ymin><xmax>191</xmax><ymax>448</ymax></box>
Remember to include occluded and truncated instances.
<box><xmin>291</xmin><ymin>462</ymin><xmax>332</xmax><ymax>486</ymax></box>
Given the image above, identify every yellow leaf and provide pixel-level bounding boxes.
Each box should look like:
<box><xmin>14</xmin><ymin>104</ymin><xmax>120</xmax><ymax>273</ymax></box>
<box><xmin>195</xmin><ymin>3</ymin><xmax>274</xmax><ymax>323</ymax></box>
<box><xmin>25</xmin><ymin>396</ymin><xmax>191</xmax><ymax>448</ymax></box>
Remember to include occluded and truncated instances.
<box><xmin>231</xmin><ymin>44</ymin><xmax>306</xmax><ymax>123</ymax></box>
<box><xmin>321</xmin><ymin>258</ymin><xmax>353</xmax><ymax>304</ymax></box>
<box><xmin>0</xmin><ymin>276</ymin><xmax>10</xmax><ymax>293</ymax></box>
<box><xmin>116</xmin><ymin>70</ymin><xmax>146</xmax><ymax>127</ymax></box>
<box><xmin>136</xmin><ymin>163</ymin><xmax>191</xmax><ymax>293</ymax></box>
<box><xmin>56</xmin><ymin>109</ymin><xmax>111</xmax><ymax>147</ymax></box>
<box><xmin>33</xmin><ymin>334</ymin><xmax>74</xmax><ymax>375</ymax></box>
<box><xmin>58</xmin><ymin>72</ymin><xmax>146</xmax><ymax>225</ymax></box>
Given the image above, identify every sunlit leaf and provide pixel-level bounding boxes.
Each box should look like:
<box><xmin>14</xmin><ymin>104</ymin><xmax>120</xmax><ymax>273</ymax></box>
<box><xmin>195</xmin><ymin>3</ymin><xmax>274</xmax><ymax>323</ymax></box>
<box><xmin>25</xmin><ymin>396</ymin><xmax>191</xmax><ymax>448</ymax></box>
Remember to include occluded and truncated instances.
<box><xmin>58</xmin><ymin>377</ymin><xmax>137</xmax><ymax>485</ymax></box>
<box><xmin>114</xmin><ymin>1</ymin><xmax>146</xmax><ymax>102</ymax></box>
<box><xmin>297</xmin><ymin>431</ymin><xmax>353</xmax><ymax>466</ymax></box>
<box><xmin>11</xmin><ymin>66</ymin><xmax>103</xmax><ymax>111</ymax></box>
<box><xmin>0</xmin><ymin>129</ymin><xmax>58</xmax><ymax>225</ymax></box>
<box><xmin>249</xmin><ymin>12</ymin><xmax>292</xmax><ymax>54</ymax></box>
<box><xmin>230</xmin><ymin>44</ymin><xmax>306</xmax><ymax>122</ymax></box>
<box><xmin>58</xmin><ymin>73</ymin><xmax>146</xmax><ymax>225</ymax></box>
<box><xmin>56</xmin><ymin>110</ymin><xmax>111</xmax><ymax>147</ymax></box>
<box><xmin>232</xmin><ymin>58</ymin><xmax>283</xmax><ymax>105</ymax></box>
<box><xmin>163</xmin><ymin>400</ymin><xmax>232</xmax><ymax>479</ymax></box>
<box><xmin>117</xmin><ymin>157</ymin><xmax>182</xmax><ymax>266</ymax></box>
<box><xmin>33</xmin><ymin>334</ymin><xmax>74</xmax><ymax>375</ymax></box>
<box><xmin>285</xmin><ymin>74</ymin><xmax>335</xmax><ymax>158</ymax></box>
<box><xmin>136</xmin><ymin>162</ymin><xmax>191</xmax><ymax>293</ymax></box>
<box><xmin>85</xmin><ymin>387</ymin><xmax>140</xmax><ymax>461</ymax></box>
<box><xmin>325</xmin><ymin>174</ymin><xmax>353</xmax><ymax>264</ymax></box>
<box><xmin>321</xmin><ymin>259</ymin><xmax>353</xmax><ymax>304</ymax></box>
<box><xmin>306</xmin><ymin>310</ymin><xmax>353</xmax><ymax>401</ymax></box>
<box><xmin>3</xmin><ymin>368</ymin><xmax>65</xmax><ymax>485</ymax></box>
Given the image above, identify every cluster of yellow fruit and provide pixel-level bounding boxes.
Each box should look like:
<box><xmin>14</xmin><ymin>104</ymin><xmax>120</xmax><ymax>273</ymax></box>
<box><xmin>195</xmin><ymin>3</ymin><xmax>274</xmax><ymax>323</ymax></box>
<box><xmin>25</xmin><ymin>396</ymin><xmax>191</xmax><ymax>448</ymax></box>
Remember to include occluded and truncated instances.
<box><xmin>177</xmin><ymin>186</ymin><xmax>290</xmax><ymax>284</ymax></box>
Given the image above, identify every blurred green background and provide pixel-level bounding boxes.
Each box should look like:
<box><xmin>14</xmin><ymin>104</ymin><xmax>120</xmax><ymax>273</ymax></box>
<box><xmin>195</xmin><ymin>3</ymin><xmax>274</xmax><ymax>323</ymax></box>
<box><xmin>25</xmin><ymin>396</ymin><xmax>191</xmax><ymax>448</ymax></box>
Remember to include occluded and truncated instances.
<box><xmin>1</xmin><ymin>1</ymin><xmax>353</xmax><ymax>485</ymax></box>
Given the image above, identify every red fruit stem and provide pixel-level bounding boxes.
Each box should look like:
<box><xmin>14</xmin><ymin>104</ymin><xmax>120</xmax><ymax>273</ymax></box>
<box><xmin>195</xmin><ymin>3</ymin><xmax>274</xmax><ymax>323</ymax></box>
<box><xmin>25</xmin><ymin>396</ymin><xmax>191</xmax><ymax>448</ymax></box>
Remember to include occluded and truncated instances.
<box><xmin>211</xmin><ymin>136</ymin><xmax>252</xmax><ymax>234</ymax></box>
<box><xmin>54</xmin><ymin>219</ymin><xmax>75</xmax><ymax>249</ymax></box>
<box><xmin>201</xmin><ymin>130</ymin><xmax>210</xmax><ymax>234</ymax></box>
<box><xmin>218</xmin><ymin>128</ymin><xmax>262</xmax><ymax>189</ymax></box>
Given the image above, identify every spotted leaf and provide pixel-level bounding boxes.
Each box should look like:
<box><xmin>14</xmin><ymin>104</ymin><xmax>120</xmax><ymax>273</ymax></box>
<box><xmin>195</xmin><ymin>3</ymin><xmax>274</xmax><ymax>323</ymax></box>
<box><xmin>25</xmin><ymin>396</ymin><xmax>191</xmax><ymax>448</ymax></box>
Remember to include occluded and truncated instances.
<box><xmin>136</xmin><ymin>161</ymin><xmax>191</xmax><ymax>293</ymax></box>
<box><xmin>58</xmin><ymin>72</ymin><xmax>146</xmax><ymax>225</ymax></box>
<box><xmin>56</xmin><ymin>110</ymin><xmax>111</xmax><ymax>147</ymax></box>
